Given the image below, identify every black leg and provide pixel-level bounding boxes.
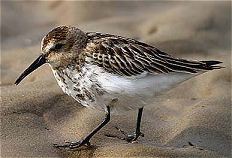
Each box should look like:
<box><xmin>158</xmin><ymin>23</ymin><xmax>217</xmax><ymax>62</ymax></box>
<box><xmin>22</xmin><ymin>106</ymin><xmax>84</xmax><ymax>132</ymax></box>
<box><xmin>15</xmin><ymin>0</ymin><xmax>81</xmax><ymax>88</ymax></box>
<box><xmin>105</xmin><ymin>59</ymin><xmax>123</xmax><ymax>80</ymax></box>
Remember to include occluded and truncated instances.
<box><xmin>54</xmin><ymin>106</ymin><xmax>111</xmax><ymax>149</ymax></box>
<box><xmin>105</xmin><ymin>107</ymin><xmax>144</xmax><ymax>142</ymax></box>
<box><xmin>134</xmin><ymin>107</ymin><xmax>144</xmax><ymax>140</ymax></box>
<box><xmin>82</xmin><ymin>106</ymin><xmax>111</xmax><ymax>143</ymax></box>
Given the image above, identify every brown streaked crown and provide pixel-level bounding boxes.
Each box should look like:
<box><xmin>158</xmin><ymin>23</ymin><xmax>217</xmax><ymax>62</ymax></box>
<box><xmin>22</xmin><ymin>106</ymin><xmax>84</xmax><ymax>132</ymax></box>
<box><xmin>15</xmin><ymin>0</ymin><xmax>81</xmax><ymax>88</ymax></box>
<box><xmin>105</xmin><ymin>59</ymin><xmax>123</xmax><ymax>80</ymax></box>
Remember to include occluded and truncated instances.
<box><xmin>40</xmin><ymin>26</ymin><xmax>88</xmax><ymax>69</ymax></box>
<box><xmin>41</xmin><ymin>26</ymin><xmax>87</xmax><ymax>53</ymax></box>
<box><xmin>41</xmin><ymin>26</ymin><xmax>69</xmax><ymax>52</ymax></box>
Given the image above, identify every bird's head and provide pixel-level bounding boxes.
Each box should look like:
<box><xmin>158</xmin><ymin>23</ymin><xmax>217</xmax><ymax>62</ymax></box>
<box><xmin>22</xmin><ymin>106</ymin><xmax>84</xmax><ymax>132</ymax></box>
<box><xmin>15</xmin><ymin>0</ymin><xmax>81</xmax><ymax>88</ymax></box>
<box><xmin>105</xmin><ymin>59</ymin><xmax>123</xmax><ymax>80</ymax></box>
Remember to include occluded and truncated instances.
<box><xmin>15</xmin><ymin>26</ymin><xmax>87</xmax><ymax>85</ymax></box>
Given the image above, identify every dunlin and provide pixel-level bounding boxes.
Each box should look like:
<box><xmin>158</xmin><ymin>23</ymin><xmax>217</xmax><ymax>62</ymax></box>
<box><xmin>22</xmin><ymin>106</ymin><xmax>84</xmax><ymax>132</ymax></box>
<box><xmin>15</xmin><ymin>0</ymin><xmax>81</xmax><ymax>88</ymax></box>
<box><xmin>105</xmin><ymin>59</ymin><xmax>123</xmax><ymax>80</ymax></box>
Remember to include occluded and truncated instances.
<box><xmin>15</xmin><ymin>26</ymin><xmax>222</xmax><ymax>149</ymax></box>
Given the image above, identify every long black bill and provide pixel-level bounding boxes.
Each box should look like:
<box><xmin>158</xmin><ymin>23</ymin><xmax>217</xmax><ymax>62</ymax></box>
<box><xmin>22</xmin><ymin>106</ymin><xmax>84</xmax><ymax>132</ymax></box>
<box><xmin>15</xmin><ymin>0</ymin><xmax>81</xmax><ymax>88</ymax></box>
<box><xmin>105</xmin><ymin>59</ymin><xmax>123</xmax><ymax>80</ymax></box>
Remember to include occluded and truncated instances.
<box><xmin>15</xmin><ymin>55</ymin><xmax>46</xmax><ymax>85</ymax></box>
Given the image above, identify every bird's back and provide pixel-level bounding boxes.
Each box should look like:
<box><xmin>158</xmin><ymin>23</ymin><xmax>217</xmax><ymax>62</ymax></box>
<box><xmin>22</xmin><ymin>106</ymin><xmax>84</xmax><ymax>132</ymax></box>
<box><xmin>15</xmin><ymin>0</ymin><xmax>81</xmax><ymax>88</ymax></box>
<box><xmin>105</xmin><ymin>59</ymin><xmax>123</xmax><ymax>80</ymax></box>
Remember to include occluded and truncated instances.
<box><xmin>84</xmin><ymin>32</ymin><xmax>222</xmax><ymax>77</ymax></box>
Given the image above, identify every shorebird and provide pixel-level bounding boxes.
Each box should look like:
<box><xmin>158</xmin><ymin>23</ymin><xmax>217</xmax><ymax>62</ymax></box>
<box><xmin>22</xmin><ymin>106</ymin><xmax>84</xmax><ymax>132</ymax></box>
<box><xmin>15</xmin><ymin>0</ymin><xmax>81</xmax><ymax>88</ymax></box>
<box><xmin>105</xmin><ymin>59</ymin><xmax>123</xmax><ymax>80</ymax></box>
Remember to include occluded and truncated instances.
<box><xmin>15</xmin><ymin>26</ymin><xmax>222</xmax><ymax>149</ymax></box>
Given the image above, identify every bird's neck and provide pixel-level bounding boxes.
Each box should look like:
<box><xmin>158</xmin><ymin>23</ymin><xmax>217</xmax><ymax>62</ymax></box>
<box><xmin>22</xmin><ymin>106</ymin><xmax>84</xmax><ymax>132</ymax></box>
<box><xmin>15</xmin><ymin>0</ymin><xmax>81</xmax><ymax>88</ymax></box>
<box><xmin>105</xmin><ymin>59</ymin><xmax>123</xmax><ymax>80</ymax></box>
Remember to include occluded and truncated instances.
<box><xmin>50</xmin><ymin>52</ymin><xmax>86</xmax><ymax>72</ymax></box>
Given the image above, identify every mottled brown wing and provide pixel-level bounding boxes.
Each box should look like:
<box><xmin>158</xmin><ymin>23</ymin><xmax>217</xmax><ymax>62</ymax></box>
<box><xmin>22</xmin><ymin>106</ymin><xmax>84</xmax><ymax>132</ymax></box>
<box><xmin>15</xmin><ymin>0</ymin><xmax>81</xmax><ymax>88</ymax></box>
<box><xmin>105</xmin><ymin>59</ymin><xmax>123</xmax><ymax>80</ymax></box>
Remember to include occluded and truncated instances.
<box><xmin>84</xmin><ymin>32</ymin><xmax>222</xmax><ymax>76</ymax></box>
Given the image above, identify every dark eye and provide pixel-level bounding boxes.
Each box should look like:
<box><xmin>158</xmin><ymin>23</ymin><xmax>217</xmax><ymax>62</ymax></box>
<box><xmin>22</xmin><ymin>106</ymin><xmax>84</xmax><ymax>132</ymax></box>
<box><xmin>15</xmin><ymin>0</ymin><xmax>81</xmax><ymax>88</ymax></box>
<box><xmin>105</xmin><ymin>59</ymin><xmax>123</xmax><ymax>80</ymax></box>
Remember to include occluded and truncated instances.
<box><xmin>54</xmin><ymin>43</ymin><xmax>65</xmax><ymax>50</ymax></box>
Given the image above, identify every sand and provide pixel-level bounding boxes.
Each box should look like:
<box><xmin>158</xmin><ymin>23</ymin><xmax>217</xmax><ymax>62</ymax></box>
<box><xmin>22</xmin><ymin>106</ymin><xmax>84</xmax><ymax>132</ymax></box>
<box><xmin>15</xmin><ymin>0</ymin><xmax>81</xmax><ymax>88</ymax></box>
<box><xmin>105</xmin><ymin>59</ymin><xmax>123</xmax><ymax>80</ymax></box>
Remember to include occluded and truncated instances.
<box><xmin>1</xmin><ymin>1</ymin><xmax>231</xmax><ymax>157</ymax></box>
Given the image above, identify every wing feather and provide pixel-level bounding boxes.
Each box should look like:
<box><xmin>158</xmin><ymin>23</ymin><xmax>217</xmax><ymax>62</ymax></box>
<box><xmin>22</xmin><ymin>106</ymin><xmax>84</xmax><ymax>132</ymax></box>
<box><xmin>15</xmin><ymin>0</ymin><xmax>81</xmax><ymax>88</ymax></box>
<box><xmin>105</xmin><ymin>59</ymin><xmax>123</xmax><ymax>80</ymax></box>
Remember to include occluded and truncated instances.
<box><xmin>84</xmin><ymin>32</ymin><xmax>222</xmax><ymax>77</ymax></box>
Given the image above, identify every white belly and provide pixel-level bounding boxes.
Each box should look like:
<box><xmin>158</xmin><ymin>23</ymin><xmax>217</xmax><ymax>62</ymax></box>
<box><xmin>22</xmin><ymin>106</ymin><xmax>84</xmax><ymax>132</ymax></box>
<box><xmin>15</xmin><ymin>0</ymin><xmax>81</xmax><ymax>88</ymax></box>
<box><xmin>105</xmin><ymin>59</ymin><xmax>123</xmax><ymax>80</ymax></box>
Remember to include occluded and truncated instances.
<box><xmin>95</xmin><ymin>70</ymin><xmax>198</xmax><ymax>113</ymax></box>
<box><xmin>51</xmin><ymin>64</ymin><xmax>199</xmax><ymax>113</ymax></box>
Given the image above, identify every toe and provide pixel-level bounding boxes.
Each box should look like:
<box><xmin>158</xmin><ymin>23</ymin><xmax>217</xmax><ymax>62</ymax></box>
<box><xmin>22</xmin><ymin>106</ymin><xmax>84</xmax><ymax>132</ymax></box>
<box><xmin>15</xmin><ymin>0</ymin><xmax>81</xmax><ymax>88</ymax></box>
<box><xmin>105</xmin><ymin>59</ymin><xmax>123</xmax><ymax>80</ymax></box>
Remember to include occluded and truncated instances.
<box><xmin>139</xmin><ymin>132</ymin><xmax>144</xmax><ymax>137</ymax></box>
<box><xmin>53</xmin><ymin>143</ymin><xmax>69</xmax><ymax>149</ymax></box>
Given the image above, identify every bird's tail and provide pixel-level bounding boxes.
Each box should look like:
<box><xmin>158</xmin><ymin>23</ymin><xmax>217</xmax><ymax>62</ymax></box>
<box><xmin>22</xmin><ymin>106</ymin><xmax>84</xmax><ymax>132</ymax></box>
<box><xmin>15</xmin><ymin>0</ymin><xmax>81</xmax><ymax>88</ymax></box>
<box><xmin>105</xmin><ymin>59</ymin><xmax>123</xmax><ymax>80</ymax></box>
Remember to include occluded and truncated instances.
<box><xmin>200</xmin><ymin>60</ymin><xmax>224</xmax><ymax>70</ymax></box>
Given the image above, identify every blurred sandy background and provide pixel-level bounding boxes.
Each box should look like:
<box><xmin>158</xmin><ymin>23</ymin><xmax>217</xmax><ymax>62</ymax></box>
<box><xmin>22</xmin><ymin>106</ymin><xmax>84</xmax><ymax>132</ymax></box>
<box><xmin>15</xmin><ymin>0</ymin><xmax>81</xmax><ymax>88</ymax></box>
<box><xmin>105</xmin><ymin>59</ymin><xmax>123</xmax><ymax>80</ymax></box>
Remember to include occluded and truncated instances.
<box><xmin>1</xmin><ymin>1</ymin><xmax>231</xmax><ymax>157</ymax></box>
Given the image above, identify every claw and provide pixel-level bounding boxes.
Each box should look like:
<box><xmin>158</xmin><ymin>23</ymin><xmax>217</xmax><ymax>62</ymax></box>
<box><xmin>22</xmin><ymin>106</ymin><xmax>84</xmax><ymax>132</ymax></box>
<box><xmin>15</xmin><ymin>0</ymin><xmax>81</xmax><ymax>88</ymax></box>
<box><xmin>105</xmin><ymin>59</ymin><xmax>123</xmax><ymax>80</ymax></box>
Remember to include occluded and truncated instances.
<box><xmin>115</xmin><ymin>126</ymin><xmax>128</xmax><ymax>137</ymax></box>
<box><xmin>104</xmin><ymin>133</ymin><xmax>115</xmax><ymax>137</ymax></box>
<box><xmin>106</xmin><ymin>126</ymin><xmax>144</xmax><ymax>143</ymax></box>
<box><xmin>53</xmin><ymin>144</ymin><xmax>59</xmax><ymax>147</ymax></box>
<box><xmin>105</xmin><ymin>133</ymin><xmax>126</xmax><ymax>140</ymax></box>
<box><xmin>53</xmin><ymin>143</ymin><xmax>69</xmax><ymax>149</ymax></box>
<box><xmin>86</xmin><ymin>141</ymin><xmax>91</xmax><ymax>146</ymax></box>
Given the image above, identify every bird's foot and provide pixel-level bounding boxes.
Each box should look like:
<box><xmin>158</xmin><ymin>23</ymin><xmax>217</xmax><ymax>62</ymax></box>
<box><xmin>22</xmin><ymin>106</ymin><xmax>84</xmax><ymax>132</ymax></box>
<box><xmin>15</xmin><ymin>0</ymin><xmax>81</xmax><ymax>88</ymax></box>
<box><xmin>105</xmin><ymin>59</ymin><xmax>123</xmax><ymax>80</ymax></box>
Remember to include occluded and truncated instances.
<box><xmin>53</xmin><ymin>139</ymin><xmax>91</xmax><ymax>150</ymax></box>
<box><xmin>105</xmin><ymin>126</ymin><xmax>144</xmax><ymax>143</ymax></box>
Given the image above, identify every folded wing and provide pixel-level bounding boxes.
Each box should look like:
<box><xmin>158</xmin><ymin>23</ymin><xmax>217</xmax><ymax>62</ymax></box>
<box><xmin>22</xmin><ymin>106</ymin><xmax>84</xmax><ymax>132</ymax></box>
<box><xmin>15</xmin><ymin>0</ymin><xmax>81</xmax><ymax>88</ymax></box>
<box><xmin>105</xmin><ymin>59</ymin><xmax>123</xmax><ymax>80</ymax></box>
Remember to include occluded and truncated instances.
<box><xmin>84</xmin><ymin>32</ymin><xmax>222</xmax><ymax>77</ymax></box>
